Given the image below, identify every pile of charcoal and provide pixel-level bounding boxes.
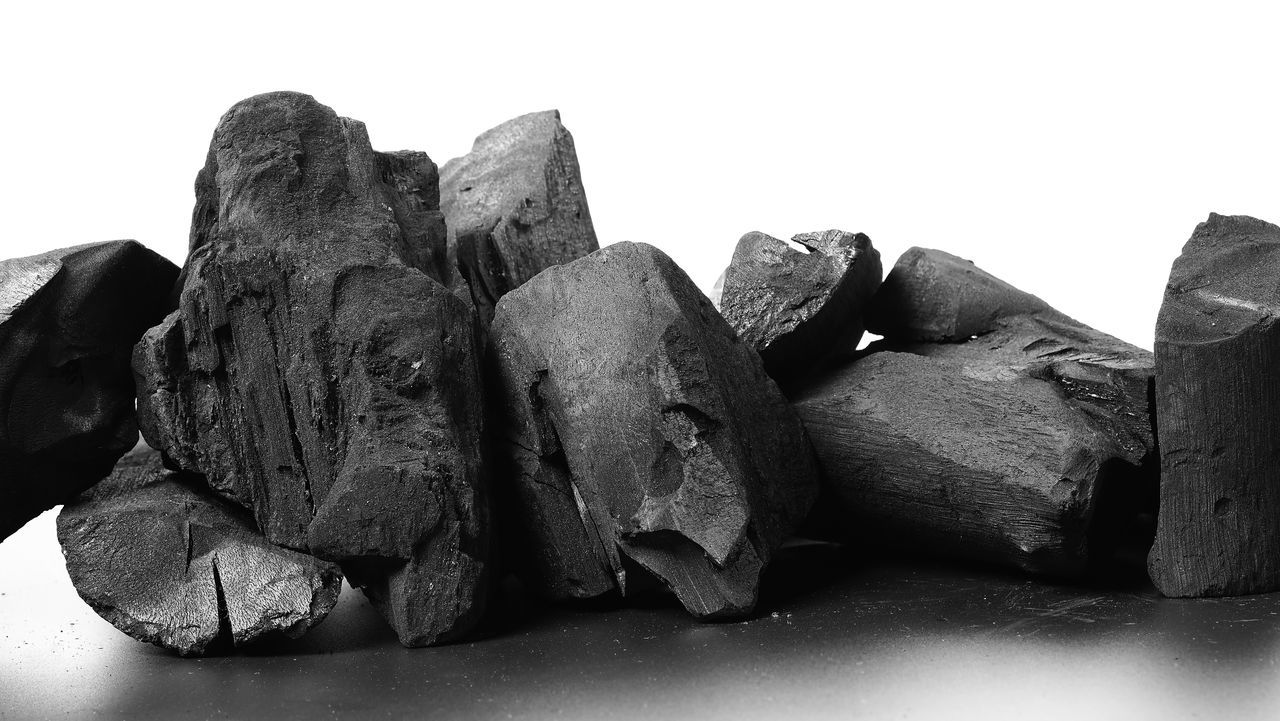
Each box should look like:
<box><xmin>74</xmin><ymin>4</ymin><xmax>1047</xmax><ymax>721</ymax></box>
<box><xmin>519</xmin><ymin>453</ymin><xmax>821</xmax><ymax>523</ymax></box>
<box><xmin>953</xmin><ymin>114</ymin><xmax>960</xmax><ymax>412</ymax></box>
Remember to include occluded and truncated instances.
<box><xmin>0</xmin><ymin>92</ymin><xmax>1271</xmax><ymax>656</ymax></box>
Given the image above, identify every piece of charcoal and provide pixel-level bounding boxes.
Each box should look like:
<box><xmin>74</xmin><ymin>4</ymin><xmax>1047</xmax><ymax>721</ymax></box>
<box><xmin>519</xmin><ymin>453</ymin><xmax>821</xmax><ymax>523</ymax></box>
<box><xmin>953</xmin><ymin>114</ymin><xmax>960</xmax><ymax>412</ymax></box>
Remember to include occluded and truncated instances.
<box><xmin>716</xmin><ymin>229</ymin><xmax>882</xmax><ymax>381</ymax></box>
<box><xmin>489</xmin><ymin>241</ymin><xmax>821</xmax><ymax>618</ymax></box>
<box><xmin>57</xmin><ymin>447</ymin><xmax>342</xmax><ymax>656</ymax></box>
<box><xmin>794</xmin><ymin>247</ymin><xmax>1157</xmax><ymax>577</ymax></box>
<box><xmin>1148</xmin><ymin>214</ymin><xmax>1280</xmax><ymax>597</ymax></box>
<box><xmin>0</xmin><ymin>241</ymin><xmax>177</xmax><ymax>540</ymax></box>
<box><xmin>440</xmin><ymin>110</ymin><xmax>598</xmax><ymax>326</ymax></box>
<box><xmin>134</xmin><ymin>92</ymin><xmax>489</xmax><ymax>647</ymax></box>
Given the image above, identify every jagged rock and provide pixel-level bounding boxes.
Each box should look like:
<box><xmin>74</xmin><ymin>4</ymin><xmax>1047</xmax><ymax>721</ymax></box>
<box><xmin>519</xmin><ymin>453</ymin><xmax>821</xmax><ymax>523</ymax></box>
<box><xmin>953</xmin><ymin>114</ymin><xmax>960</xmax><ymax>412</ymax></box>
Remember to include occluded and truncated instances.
<box><xmin>0</xmin><ymin>241</ymin><xmax>177</xmax><ymax>540</ymax></box>
<box><xmin>1148</xmin><ymin>214</ymin><xmax>1280</xmax><ymax>597</ymax></box>
<box><xmin>134</xmin><ymin>92</ymin><xmax>489</xmax><ymax>647</ymax></box>
<box><xmin>716</xmin><ymin>230</ymin><xmax>882</xmax><ymax>381</ymax></box>
<box><xmin>794</xmin><ymin>247</ymin><xmax>1157</xmax><ymax>577</ymax></box>
<box><xmin>490</xmin><ymin>241</ymin><xmax>820</xmax><ymax>618</ymax></box>
<box><xmin>57</xmin><ymin>447</ymin><xmax>342</xmax><ymax>656</ymax></box>
<box><xmin>440</xmin><ymin>110</ymin><xmax>598</xmax><ymax>326</ymax></box>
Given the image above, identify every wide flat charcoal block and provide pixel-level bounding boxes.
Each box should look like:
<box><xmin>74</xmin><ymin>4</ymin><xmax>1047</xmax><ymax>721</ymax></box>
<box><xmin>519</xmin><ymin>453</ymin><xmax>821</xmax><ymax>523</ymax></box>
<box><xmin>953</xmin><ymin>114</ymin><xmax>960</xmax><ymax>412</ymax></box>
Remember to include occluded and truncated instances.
<box><xmin>716</xmin><ymin>229</ymin><xmax>882</xmax><ymax>384</ymax></box>
<box><xmin>0</xmin><ymin>240</ymin><xmax>178</xmax><ymax>540</ymax></box>
<box><xmin>490</xmin><ymin>241</ymin><xmax>820</xmax><ymax>619</ymax></box>
<box><xmin>57</xmin><ymin>447</ymin><xmax>342</xmax><ymax>657</ymax></box>
<box><xmin>1149</xmin><ymin>213</ymin><xmax>1280</xmax><ymax>597</ymax></box>
<box><xmin>440</xmin><ymin>110</ymin><xmax>598</xmax><ymax>326</ymax></box>
<box><xmin>134</xmin><ymin>92</ymin><xmax>489</xmax><ymax>647</ymax></box>
<box><xmin>794</xmin><ymin>247</ymin><xmax>1157</xmax><ymax>577</ymax></box>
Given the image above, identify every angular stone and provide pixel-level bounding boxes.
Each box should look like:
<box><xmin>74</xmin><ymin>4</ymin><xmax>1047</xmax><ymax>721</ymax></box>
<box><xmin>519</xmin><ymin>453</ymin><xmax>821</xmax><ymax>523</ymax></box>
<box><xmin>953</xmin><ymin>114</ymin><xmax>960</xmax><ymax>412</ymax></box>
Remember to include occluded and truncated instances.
<box><xmin>794</xmin><ymin>247</ymin><xmax>1157</xmax><ymax>577</ymax></box>
<box><xmin>0</xmin><ymin>241</ymin><xmax>177</xmax><ymax>540</ymax></box>
<box><xmin>1148</xmin><ymin>213</ymin><xmax>1280</xmax><ymax>597</ymax></box>
<box><xmin>57</xmin><ymin>447</ymin><xmax>342</xmax><ymax>656</ymax></box>
<box><xmin>717</xmin><ymin>230</ymin><xmax>882</xmax><ymax>381</ymax></box>
<box><xmin>490</xmin><ymin>241</ymin><xmax>821</xmax><ymax>618</ymax></box>
<box><xmin>440</xmin><ymin>110</ymin><xmax>598</xmax><ymax>326</ymax></box>
<box><xmin>134</xmin><ymin>92</ymin><xmax>489</xmax><ymax>646</ymax></box>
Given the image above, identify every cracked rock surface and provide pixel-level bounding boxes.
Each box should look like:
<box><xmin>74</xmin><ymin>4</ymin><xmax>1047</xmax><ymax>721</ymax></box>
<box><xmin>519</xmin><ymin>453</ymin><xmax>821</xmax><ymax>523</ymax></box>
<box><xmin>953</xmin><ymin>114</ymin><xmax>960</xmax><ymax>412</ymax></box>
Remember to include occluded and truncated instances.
<box><xmin>795</xmin><ymin>247</ymin><xmax>1157</xmax><ymax>577</ymax></box>
<box><xmin>134</xmin><ymin>92</ymin><xmax>489</xmax><ymax>647</ymax></box>
<box><xmin>1148</xmin><ymin>213</ymin><xmax>1280</xmax><ymax>597</ymax></box>
<box><xmin>57</xmin><ymin>447</ymin><xmax>342</xmax><ymax>657</ymax></box>
<box><xmin>490</xmin><ymin>241</ymin><xmax>820</xmax><ymax>618</ymax></box>
<box><xmin>0</xmin><ymin>240</ymin><xmax>177</xmax><ymax>540</ymax></box>
<box><xmin>716</xmin><ymin>229</ymin><xmax>881</xmax><ymax>382</ymax></box>
<box><xmin>440</xmin><ymin>110</ymin><xmax>598</xmax><ymax>326</ymax></box>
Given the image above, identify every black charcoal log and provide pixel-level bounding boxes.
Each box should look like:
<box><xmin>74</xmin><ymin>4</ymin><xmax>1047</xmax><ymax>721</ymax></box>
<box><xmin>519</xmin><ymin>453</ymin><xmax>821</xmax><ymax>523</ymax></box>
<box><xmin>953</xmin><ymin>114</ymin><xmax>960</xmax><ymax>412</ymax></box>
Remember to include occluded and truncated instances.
<box><xmin>440</xmin><ymin>110</ymin><xmax>598</xmax><ymax>326</ymax></box>
<box><xmin>57</xmin><ymin>447</ymin><xmax>342</xmax><ymax>656</ymax></box>
<box><xmin>134</xmin><ymin>92</ymin><xmax>489</xmax><ymax>647</ymax></box>
<box><xmin>794</xmin><ymin>247</ymin><xmax>1156</xmax><ymax>576</ymax></box>
<box><xmin>716</xmin><ymin>230</ymin><xmax>882</xmax><ymax>381</ymax></box>
<box><xmin>490</xmin><ymin>241</ymin><xmax>820</xmax><ymax>618</ymax></box>
<box><xmin>1148</xmin><ymin>214</ymin><xmax>1280</xmax><ymax>597</ymax></box>
<box><xmin>0</xmin><ymin>241</ymin><xmax>177</xmax><ymax>540</ymax></box>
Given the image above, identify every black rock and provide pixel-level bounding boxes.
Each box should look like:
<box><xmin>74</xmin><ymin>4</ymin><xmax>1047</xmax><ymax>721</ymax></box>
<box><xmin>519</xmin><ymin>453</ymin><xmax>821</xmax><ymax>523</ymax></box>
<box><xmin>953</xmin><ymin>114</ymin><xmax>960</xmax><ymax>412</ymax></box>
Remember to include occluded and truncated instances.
<box><xmin>440</xmin><ymin>110</ymin><xmax>598</xmax><ymax>326</ymax></box>
<box><xmin>57</xmin><ymin>447</ymin><xmax>342</xmax><ymax>657</ymax></box>
<box><xmin>490</xmin><ymin>241</ymin><xmax>821</xmax><ymax>618</ymax></box>
<box><xmin>716</xmin><ymin>230</ymin><xmax>881</xmax><ymax>382</ymax></box>
<box><xmin>794</xmin><ymin>247</ymin><xmax>1157</xmax><ymax>577</ymax></box>
<box><xmin>0</xmin><ymin>241</ymin><xmax>177</xmax><ymax>540</ymax></box>
<box><xmin>134</xmin><ymin>92</ymin><xmax>489</xmax><ymax>646</ymax></box>
<box><xmin>1148</xmin><ymin>214</ymin><xmax>1280</xmax><ymax>597</ymax></box>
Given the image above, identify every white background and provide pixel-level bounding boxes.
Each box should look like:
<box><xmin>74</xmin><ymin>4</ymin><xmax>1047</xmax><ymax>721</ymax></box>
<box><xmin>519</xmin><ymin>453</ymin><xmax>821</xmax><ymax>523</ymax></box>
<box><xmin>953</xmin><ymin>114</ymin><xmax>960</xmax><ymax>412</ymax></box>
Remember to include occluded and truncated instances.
<box><xmin>4</xmin><ymin>2</ymin><xmax>1280</xmax><ymax>714</ymax></box>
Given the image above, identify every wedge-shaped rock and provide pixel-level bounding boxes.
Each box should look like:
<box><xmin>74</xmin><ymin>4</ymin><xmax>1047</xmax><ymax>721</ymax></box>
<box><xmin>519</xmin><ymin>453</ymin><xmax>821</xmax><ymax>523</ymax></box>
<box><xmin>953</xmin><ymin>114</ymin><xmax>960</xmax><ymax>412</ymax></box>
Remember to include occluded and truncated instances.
<box><xmin>717</xmin><ymin>229</ymin><xmax>882</xmax><ymax>381</ymax></box>
<box><xmin>134</xmin><ymin>92</ymin><xmax>488</xmax><ymax>646</ymax></box>
<box><xmin>1148</xmin><ymin>214</ymin><xmax>1280</xmax><ymax>597</ymax></box>
<box><xmin>794</xmin><ymin>247</ymin><xmax>1156</xmax><ymax>576</ymax></box>
<box><xmin>58</xmin><ymin>447</ymin><xmax>342</xmax><ymax>656</ymax></box>
<box><xmin>490</xmin><ymin>241</ymin><xmax>820</xmax><ymax>618</ymax></box>
<box><xmin>440</xmin><ymin>110</ymin><xmax>598</xmax><ymax>325</ymax></box>
<box><xmin>0</xmin><ymin>241</ymin><xmax>177</xmax><ymax>540</ymax></box>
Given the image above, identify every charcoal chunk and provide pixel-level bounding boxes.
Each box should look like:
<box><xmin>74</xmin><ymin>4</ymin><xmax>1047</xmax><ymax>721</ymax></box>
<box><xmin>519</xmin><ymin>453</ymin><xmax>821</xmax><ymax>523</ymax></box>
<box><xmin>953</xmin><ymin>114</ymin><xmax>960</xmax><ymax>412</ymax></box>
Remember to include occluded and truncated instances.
<box><xmin>440</xmin><ymin>110</ymin><xmax>598</xmax><ymax>326</ymax></box>
<box><xmin>1148</xmin><ymin>214</ymin><xmax>1280</xmax><ymax>597</ymax></box>
<box><xmin>57</xmin><ymin>447</ymin><xmax>342</xmax><ymax>656</ymax></box>
<box><xmin>794</xmin><ymin>247</ymin><xmax>1156</xmax><ymax>576</ymax></box>
<box><xmin>134</xmin><ymin>92</ymin><xmax>489</xmax><ymax>646</ymax></box>
<box><xmin>490</xmin><ymin>241</ymin><xmax>820</xmax><ymax>618</ymax></box>
<box><xmin>0</xmin><ymin>241</ymin><xmax>177</xmax><ymax>540</ymax></box>
<box><xmin>717</xmin><ymin>230</ymin><xmax>882</xmax><ymax>381</ymax></box>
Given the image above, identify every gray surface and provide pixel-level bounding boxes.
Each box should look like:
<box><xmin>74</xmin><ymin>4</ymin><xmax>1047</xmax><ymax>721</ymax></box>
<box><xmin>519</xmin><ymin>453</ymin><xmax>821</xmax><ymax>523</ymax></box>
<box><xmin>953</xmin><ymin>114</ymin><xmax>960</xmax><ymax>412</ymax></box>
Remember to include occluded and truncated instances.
<box><xmin>4</xmin><ymin>510</ymin><xmax>1280</xmax><ymax>720</ymax></box>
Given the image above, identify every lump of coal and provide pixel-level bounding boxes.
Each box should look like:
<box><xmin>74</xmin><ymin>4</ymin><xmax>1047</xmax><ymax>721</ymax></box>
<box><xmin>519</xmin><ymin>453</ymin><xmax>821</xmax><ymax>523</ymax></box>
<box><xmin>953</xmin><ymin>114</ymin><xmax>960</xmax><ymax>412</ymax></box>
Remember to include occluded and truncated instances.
<box><xmin>794</xmin><ymin>247</ymin><xmax>1156</xmax><ymax>577</ymax></box>
<box><xmin>134</xmin><ymin>92</ymin><xmax>489</xmax><ymax>647</ymax></box>
<box><xmin>57</xmin><ymin>447</ymin><xmax>342</xmax><ymax>656</ymax></box>
<box><xmin>716</xmin><ymin>230</ymin><xmax>881</xmax><ymax>382</ymax></box>
<box><xmin>490</xmin><ymin>241</ymin><xmax>820</xmax><ymax>618</ymax></box>
<box><xmin>0</xmin><ymin>241</ymin><xmax>177</xmax><ymax>540</ymax></box>
<box><xmin>440</xmin><ymin>110</ymin><xmax>598</xmax><ymax>326</ymax></box>
<box><xmin>1148</xmin><ymin>214</ymin><xmax>1280</xmax><ymax>597</ymax></box>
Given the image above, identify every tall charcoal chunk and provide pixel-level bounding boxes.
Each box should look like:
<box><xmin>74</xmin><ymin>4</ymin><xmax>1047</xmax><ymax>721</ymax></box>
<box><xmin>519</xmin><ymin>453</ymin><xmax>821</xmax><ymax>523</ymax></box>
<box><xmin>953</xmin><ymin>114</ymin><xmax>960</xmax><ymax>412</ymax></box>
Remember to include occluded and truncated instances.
<box><xmin>58</xmin><ymin>447</ymin><xmax>342</xmax><ymax>656</ymax></box>
<box><xmin>717</xmin><ymin>229</ymin><xmax>881</xmax><ymax>381</ymax></box>
<box><xmin>1149</xmin><ymin>214</ymin><xmax>1280</xmax><ymax>597</ymax></box>
<box><xmin>440</xmin><ymin>110</ymin><xmax>598</xmax><ymax>325</ymax></box>
<box><xmin>0</xmin><ymin>241</ymin><xmax>177</xmax><ymax>540</ymax></box>
<box><xmin>490</xmin><ymin>241</ymin><xmax>820</xmax><ymax>618</ymax></box>
<box><xmin>134</xmin><ymin>92</ymin><xmax>489</xmax><ymax>646</ymax></box>
<box><xmin>795</xmin><ymin>247</ymin><xmax>1157</xmax><ymax>576</ymax></box>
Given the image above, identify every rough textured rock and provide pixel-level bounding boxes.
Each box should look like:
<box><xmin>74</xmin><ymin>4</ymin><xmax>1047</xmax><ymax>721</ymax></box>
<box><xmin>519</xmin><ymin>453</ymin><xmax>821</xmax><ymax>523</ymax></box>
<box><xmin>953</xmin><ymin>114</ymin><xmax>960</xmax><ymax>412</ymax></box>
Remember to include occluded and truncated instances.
<box><xmin>0</xmin><ymin>241</ymin><xmax>178</xmax><ymax>541</ymax></box>
<box><xmin>57</xmin><ymin>447</ymin><xmax>342</xmax><ymax>656</ymax></box>
<box><xmin>716</xmin><ymin>229</ymin><xmax>882</xmax><ymax>381</ymax></box>
<box><xmin>440</xmin><ymin>110</ymin><xmax>598</xmax><ymax>326</ymax></box>
<box><xmin>134</xmin><ymin>92</ymin><xmax>489</xmax><ymax>646</ymax></box>
<box><xmin>1148</xmin><ymin>213</ymin><xmax>1280</xmax><ymax>597</ymax></box>
<box><xmin>794</xmin><ymin>247</ymin><xmax>1157</xmax><ymax>577</ymax></box>
<box><xmin>490</xmin><ymin>241</ymin><xmax>821</xmax><ymax>618</ymax></box>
